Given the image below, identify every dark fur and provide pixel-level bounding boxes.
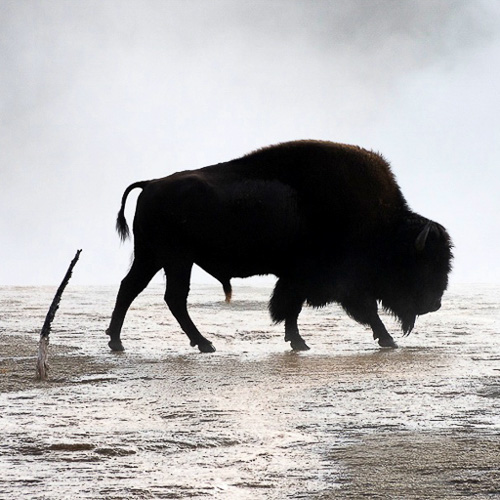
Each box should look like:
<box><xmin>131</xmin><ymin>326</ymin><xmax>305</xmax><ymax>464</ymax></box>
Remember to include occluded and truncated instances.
<box><xmin>107</xmin><ymin>140</ymin><xmax>453</xmax><ymax>352</ymax></box>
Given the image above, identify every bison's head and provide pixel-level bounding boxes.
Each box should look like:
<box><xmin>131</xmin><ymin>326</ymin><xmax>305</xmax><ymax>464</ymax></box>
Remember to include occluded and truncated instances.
<box><xmin>381</xmin><ymin>217</ymin><xmax>453</xmax><ymax>334</ymax></box>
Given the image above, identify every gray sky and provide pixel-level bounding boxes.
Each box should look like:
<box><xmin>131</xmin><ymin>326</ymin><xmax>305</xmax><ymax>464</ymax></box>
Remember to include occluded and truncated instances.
<box><xmin>1</xmin><ymin>0</ymin><xmax>499</xmax><ymax>286</ymax></box>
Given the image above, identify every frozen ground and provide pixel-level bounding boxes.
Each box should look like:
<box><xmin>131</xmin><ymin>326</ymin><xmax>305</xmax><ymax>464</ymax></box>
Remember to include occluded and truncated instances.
<box><xmin>0</xmin><ymin>283</ymin><xmax>499</xmax><ymax>498</ymax></box>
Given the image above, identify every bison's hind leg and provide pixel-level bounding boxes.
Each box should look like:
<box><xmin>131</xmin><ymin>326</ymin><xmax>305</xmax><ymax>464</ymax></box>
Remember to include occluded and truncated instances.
<box><xmin>164</xmin><ymin>261</ymin><xmax>216</xmax><ymax>353</ymax></box>
<box><xmin>107</xmin><ymin>255</ymin><xmax>161</xmax><ymax>351</ymax></box>
<box><xmin>222</xmin><ymin>279</ymin><xmax>232</xmax><ymax>303</ymax></box>
<box><xmin>270</xmin><ymin>278</ymin><xmax>310</xmax><ymax>351</ymax></box>
<box><xmin>224</xmin><ymin>286</ymin><xmax>232</xmax><ymax>303</ymax></box>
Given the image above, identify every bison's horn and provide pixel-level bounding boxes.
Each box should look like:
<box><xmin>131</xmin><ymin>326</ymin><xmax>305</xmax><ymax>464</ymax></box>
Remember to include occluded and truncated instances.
<box><xmin>415</xmin><ymin>222</ymin><xmax>432</xmax><ymax>252</ymax></box>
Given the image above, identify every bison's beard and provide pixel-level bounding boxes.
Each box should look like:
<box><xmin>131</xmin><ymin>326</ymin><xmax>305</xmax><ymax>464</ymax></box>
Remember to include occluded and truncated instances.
<box><xmin>382</xmin><ymin>299</ymin><xmax>416</xmax><ymax>336</ymax></box>
<box><xmin>401</xmin><ymin>314</ymin><xmax>416</xmax><ymax>336</ymax></box>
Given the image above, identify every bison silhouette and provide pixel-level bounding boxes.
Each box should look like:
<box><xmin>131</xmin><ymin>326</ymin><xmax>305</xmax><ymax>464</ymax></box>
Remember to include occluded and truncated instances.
<box><xmin>107</xmin><ymin>140</ymin><xmax>453</xmax><ymax>352</ymax></box>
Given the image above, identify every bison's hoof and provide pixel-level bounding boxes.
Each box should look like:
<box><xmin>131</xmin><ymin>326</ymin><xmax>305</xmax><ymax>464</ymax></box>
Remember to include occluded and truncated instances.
<box><xmin>108</xmin><ymin>340</ymin><xmax>125</xmax><ymax>352</ymax></box>
<box><xmin>378</xmin><ymin>337</ymin><xmax>398</xmax><ymax>349</ymax></box>
<box><xmin>198</xmin><ymin>341</ymin><xmax>216</xmax><ymax>353</ymax></box>
<box><xmin>291</xmin><ymin>339</ymin><xmax>310</xmax><ymax>351</ymax></box>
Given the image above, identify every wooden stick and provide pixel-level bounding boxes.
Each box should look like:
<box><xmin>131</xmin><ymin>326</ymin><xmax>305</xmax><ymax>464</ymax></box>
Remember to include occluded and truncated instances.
<box><xmin>36</xmin><ymin>249</ymin><xmax>82</xmax><ymax>380</ymax></box>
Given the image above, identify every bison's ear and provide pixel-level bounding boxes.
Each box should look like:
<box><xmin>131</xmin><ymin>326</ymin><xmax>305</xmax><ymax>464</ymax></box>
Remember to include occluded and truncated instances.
<box><xmin>415</xmin><ymin>222</ymin><xmax>432</xmax><ymax>253</ymax></box>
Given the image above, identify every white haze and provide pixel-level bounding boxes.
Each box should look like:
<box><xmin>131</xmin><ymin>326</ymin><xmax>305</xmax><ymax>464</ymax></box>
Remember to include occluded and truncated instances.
<box><xmin>1</xmin><ymin>0</ymin><xmax>499</xmax><ymax>286</ymax></box>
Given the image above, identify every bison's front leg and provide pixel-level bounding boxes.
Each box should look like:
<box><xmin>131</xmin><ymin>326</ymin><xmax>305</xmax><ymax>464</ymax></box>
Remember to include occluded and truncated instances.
<box><xmin>270</xmin><ymin>278</ymin><xmax>310</xmax><ymax>351</ymax></box>
<box><xmin>284</xmin><ymin>316</ymin><xmax>310</xmax><ymax>351</ymax></box>
<box><xmin>370</xmin><ymin>315</ymin><xmax>398</xmax><ymax>348</ymax></box>
<box><xmin>342</xmin><ymin>297</ymin><xmax>398</xmax><ymax>348</ymax></box>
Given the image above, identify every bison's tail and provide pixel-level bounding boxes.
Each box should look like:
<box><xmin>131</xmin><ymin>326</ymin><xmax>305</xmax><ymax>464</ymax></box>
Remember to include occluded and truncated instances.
<box><xmin>116</xmin><ymin>181</ymin><xmax>150</xmax><ymax>242</ymax></box>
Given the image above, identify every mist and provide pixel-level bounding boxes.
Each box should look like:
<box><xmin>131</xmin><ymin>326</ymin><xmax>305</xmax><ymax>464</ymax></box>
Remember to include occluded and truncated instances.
<box><xmin>1</xmin><ymin>0</ymin><xmax>499</xmax><ymax>285</ymax></box>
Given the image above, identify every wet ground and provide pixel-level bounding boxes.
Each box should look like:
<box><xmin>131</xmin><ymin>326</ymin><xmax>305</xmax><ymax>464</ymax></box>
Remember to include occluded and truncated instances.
<box><xmin>0</xmin><ymin>283</ymin><xmax>499</xmax><ymax>498</ymax></box>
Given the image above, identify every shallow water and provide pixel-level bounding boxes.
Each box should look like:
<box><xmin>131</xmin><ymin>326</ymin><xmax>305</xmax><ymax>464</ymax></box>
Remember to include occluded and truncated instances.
<box><xmin>0</xmin><ymin>283</ymin><xmax>499</xmax><ymax>498</ymax></box>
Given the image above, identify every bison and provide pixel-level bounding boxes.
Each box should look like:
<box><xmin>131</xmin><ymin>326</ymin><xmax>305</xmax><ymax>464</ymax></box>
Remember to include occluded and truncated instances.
<box><xmin>107</xmin><ymin>140</ymin><xmax>453</xmax><ymax>352</ymax></box>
